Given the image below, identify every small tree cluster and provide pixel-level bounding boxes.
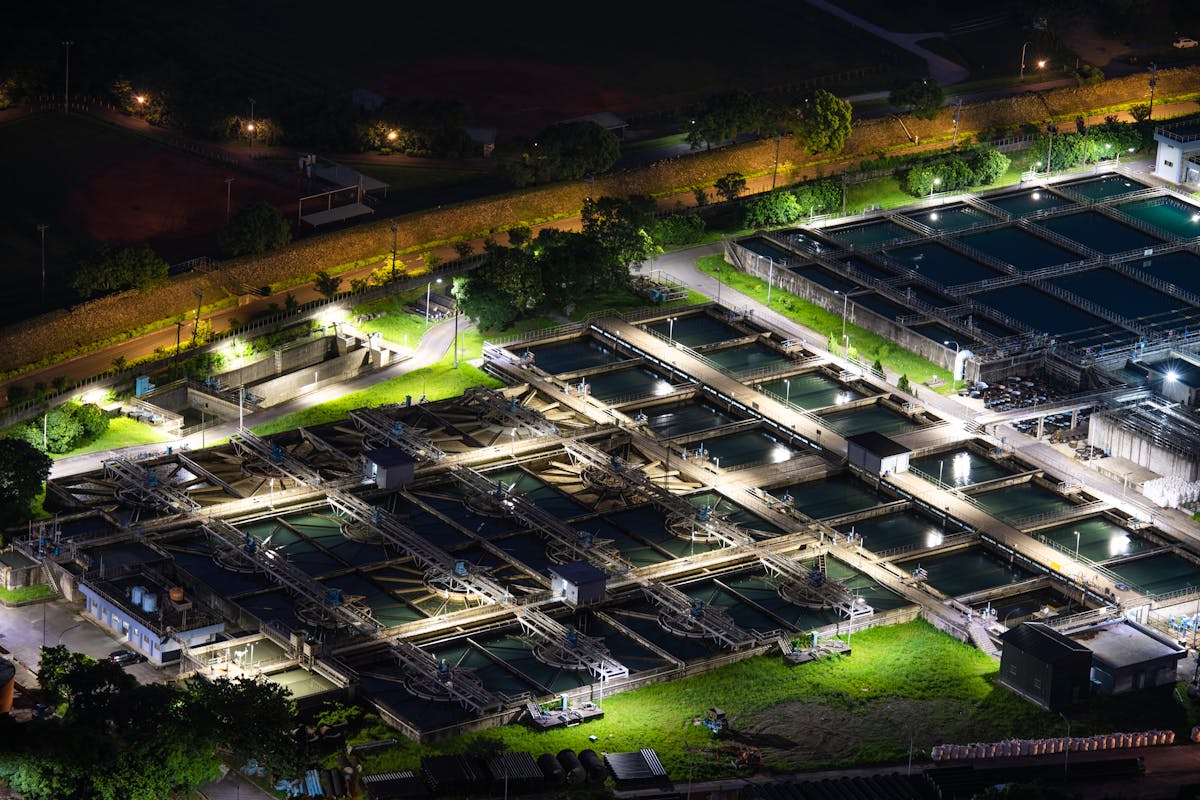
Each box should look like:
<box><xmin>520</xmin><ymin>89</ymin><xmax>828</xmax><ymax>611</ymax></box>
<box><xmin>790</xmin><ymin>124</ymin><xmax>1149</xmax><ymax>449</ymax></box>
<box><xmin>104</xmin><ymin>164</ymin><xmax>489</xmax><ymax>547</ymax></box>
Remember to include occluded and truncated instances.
<box><xmin>11</xmin><ymin>401</ymin><xmax>110</xmax><ymax>455</ymax></box>
<box><xmin>502</xmin><ymin>121</ymin><xmax>620</xmax><ymax>187</ymax></box>
<box><xmin>653</xmin><ymin>213</ymin><xmax>706</xmax><ymax>246</ymax></box>
<box><xmin>743</xmin><ymin>179</ymin><xmax>840</xmax><ymax>228</ymax></box>
<box><xmin>685</xmin><ymin>89</ymin><xmax>853</xmax><ymax>155</ymax></box>
<box><xmin>219</xmin><ymin>201</ymin><xmax>292</xmax><ymax>257</ymax></box>
<box><xmin>902</xmin><ymin>146</ymin><xmax>1012</xmax><ymax>197</ymax></box>
<box><xmin>71</xmin><ymin>243</ymin><xmax>169</xmax><ymax>299</ymax></box>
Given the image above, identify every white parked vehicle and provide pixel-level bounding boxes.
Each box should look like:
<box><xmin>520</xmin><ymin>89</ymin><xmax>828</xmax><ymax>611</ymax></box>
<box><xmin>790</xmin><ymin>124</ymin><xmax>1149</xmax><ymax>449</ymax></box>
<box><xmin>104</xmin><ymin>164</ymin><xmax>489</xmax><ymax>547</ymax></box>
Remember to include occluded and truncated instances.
<box><xmin>1174</xmin><ymin>37</ymin><xmax>1198</xmax><ymax>49</ymax></box>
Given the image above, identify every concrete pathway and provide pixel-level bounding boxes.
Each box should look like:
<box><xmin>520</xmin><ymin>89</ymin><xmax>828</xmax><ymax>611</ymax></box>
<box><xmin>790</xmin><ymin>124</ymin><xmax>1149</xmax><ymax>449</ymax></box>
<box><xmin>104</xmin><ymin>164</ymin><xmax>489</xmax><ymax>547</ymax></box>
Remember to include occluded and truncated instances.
<box><xmin>806</xmin><ymin>0</ymin><xmax>970</xmax><ymax>85</ymax></box>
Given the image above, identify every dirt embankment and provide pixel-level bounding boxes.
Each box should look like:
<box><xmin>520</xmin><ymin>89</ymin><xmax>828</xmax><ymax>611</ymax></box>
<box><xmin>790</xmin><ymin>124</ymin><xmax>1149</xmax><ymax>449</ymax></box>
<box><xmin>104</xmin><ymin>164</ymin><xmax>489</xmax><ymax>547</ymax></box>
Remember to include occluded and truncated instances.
<box><xmin>2</xmin><ymin>66</ymin><xmax>1198</xmax><ymax>376</ymax></box>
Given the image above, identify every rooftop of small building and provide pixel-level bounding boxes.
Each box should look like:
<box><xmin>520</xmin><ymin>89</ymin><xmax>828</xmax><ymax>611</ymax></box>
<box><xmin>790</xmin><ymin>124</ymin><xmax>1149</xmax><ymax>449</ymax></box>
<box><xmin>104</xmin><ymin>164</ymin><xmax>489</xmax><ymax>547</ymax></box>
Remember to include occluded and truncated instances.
<box><xmin>1069</xmin><ymin>619</ymin><xmax>1185</xmax><ymax>669</ymax></box>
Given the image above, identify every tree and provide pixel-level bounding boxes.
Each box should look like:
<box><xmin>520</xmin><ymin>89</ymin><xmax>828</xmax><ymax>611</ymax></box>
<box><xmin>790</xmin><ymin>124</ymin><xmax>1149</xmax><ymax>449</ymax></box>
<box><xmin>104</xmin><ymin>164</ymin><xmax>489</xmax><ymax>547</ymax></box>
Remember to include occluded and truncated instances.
<box><xmin>42</xmin><ymin>408</ymin><xmax>82</xmax><ymax>455</ymax></box>
<box><xmin>792</xmin><ymin>90</ymin><xmax>853</xmax><ymax>154</ymax></box>
<box><xmin>652</xmin><ymin>213</ymin><xmax>705</xmax><ymax>246</ymax></box>
<box><xmin>502</xmin><ymin>121</ymin><xmax>620</xmax><ymax>187</ymax></box>
<box><xmin>313</xmin><ymin>270</ymin><xmax>342</xmax><ymax>298</ymax></box>
<box><xmin>714</xmin><ymin>172</ymin><xmax>747</xmax><ymax>202</ymax></box>
<box><xmin>36</xmin><ymin>646</ymin><xmax>96</xmax><ymax>705</ymax></box>
<box><xmin>71</xmin><ymin>244</ymin><xmax>169</xmax><ymax>298</ymax></box>
<box><xmin>218</xmin><ymin>201</ymin><xmax>292</xmax><ymax>257</ymax></box>
<box><xmin>743</xmin><ymin>192</ymin><xmax>802</xmax><ymax>228</ymax></box>
<box><xmin>72</xmin><ymin>403</ymin><xmax>110</xmax><ymax>441</ymax></box>
<box><xmin>581</xmin><ymin>195</ymin><xmax>657</xmax><ymax>278</ymax></box>
<box><xmin>188</xmin><ymin>677</ymin><xmax>300</xmax><ymax>776</ymax></box>
<box><xmin>890</xmin><ymin>79</ymin><xmax>944</xmax><ymax>120</ymax></box>
<box><xmin>1129</xmin><ymin>103</ymin><xmax>1152</xmax><ymax>123</ymax></box>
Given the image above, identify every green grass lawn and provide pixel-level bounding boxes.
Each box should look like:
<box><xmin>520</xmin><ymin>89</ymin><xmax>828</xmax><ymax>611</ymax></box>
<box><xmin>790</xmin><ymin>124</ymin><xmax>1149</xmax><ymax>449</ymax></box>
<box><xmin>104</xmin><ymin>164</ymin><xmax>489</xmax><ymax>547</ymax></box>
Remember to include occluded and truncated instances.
<box><xmin>345</xmin><ymin>619</ymin><xmax>1196</xmax><ymax>781</ymax></box>
<box><xmin>354</xmin><ymin>290</ymin><xmax>442</xmax><ymax>349</ymax></box>
<box><xmin>696</xmin><ymin>255</ymin><xmax>951</xmax><ymax>390</ymax></box>
<box><xmin>48</xmin><ymin>417</ymin><xmax>175</xmax><ymax>460</ymax></box>
<box><xmin>0</xmin><ymin>584</ymin><xmax>55</xmax><ymax>604</ymax></box>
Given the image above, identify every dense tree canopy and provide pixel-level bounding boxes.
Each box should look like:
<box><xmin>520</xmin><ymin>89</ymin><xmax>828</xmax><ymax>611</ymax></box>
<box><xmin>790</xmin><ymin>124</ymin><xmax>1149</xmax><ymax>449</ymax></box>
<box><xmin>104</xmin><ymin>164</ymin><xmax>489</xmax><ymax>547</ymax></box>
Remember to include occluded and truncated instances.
<box><xmin>0</xmin><ymin>437</ymin><xmax>52</xmax><ymax>524</ymax></box>
<box><xmin>218</xmin><ymin>201</ymin><xmax>292</xmax><ymax>257</ymax></box>
<box><xmin>71</xmin><ymin>244</ymin><xmax>169</xmax><ymax>299</ymax></box>
<box><xmin>792</xmin><ymin>89</ymin><xmax>853</xmax><ymax>154</ymax></box>
<box><xmin>503</xmin><ymin>121</ymin><xmax>620</xmax><ymax>187</ymax></box>
<box><xmin>0</xmin><ymin>650</ymin><xmax>300</xmax><ymax>800</ymax></box>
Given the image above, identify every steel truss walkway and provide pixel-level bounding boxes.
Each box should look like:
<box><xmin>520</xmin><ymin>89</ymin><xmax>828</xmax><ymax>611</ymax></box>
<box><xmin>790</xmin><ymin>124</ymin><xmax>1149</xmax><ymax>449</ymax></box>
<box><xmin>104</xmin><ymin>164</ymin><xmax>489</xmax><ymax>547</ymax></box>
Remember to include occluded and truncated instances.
<box><xmin>104</xmin><ymin>457</ymin><xmax>200</xmax><ymax>513</ymax></box>
<box><xmin>350</xmin><ymin>406</ymin><xmax>445</xmax><ymax>461</ymax></box>
<box><xmin>391</xmin><ymin>639</ymin><xmax>501</xmax><ymax>713</ymax></box>
<box><xmin>563</xmin><ymin>440</ymin><xmax>872</xmax><ymax>619</ymax></box>
<box><xmin>200</xmin><ymin>517</ymin><xmax>381</xmax><ymax>632</ymax></box>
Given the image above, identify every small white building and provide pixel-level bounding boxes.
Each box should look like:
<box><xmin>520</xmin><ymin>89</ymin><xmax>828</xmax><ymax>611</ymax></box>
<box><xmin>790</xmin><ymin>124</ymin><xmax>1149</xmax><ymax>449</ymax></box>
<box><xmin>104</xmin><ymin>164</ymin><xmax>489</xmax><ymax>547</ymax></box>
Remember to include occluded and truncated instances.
<box><xmin>79</xmin><ymin>576</ymin><xmax>224</xmax><ymax>666</ymax></box>
<box><xmin>1153</xmin><ymin>117</ymin><xmax>1200</xmax><ymax>184</ymax></box>
<box><xmin>845</xmin><ymin>431</ymin><xmax>911</xmax><ymax>477</ymax></box>
<box><xmin>548</xmin><ymin>561</ymin><xmax>607</xmax><ymax>607</ymax></box>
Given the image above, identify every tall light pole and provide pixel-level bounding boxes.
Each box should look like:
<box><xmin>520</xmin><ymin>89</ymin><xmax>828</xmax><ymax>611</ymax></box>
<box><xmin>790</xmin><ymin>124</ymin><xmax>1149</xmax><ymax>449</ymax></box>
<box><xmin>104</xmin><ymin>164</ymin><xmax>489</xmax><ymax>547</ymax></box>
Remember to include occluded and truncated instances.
<box><xmin>837</xmin><ymin>290</ymin><xmax>850</xmax><ymax>344</ymax></box>
<box><xmin>1148</xmin><ymin>63</ymin><xmax>1158</xmax><ymax>120</ymax></box>
<box><xmin>765</xmin><ymin>258</ymin><xmax>775</xmax><ymax>306</ymax></box>
<box><xmin>62</xmin><ymin>41</ymin><xmax>74</xmax><ymax>114</ymax></box>
<box><xmin>784</xmin><ymin>378</ymin><xmax>791</xmax><ymax>405</ymax></box>
<box><xmin>425</xmin><ymin>277</ymin><xmax>441</xmax><ymax>324</ymax></box>
<box><xmin>390</xmin><ymin>224</ymin><xmax>399</xmax><ymax>282</ymax></box>
<box><xmin>1074</xmin><ymin>530</ymin><xmax>1081</xmax><ymax>562</ymax></box>
<box><xmin>452</xmin><ymin>285</ymin><xmax>460</xmax><ymax>368</ymax></box>
<box><xmin>771</xmin><ymin>132</ymin><xmax>782</xmax><ymax>190</ymax></box>
<box><xmin>37</xmin><ymin>223</ymin><xmax>48</xmax><ymax>307</ymax></box>
<box><xmin>667</xmin><ymin>316</ymin><xmax>677</xmax><ymax>346</ymax></box>
<box><xmin>929</xmin><ymin>176</ymin><xmax>941</xmax><ymax>198</ymax></box>
<box><xmin>945</xmin><ymin>340</ymin><xmax>960</xmax><ymax>391</ymax></box>
<box><xmin>1046</xmin><ymin>124</ymin><xmax>1057</xmax><ymax>172</ymax></box>
<box><xmin>224</xmin><ymin>177</ymin><xmax>234</xmax><ymax>218</ymax></box>
<box><xmin>1019</xmin><ymin>41</ymin><xmax>1031</xmax><ymax>79</ymax></box>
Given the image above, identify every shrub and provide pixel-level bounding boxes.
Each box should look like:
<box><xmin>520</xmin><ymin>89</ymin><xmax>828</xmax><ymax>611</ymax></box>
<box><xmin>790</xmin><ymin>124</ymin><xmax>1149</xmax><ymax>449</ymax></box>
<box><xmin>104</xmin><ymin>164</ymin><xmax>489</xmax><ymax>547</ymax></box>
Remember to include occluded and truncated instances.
<box><xmin>743</xmin><ymin>192</ymin><xmax>801</xmax><ymax>228</ymax></box>
<box><xmin>653</xmin><ymin>214</ymin><xmax>706</xmax><ymax>246</ymax></box>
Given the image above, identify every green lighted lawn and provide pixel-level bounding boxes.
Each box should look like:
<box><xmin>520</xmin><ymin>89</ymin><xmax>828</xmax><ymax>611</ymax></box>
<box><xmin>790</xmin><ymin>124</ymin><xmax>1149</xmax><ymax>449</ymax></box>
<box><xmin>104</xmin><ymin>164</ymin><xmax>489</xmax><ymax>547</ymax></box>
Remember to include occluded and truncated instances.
<box><xmin>696</xmin><ymin>255</ymin><xmax>951</xmax><ymax>390</ymax></box>
<box><xmin>346</xmin><ymin>620</ymin><xmax>1196</xmax><ymax>781</ymax></box>
<box><xmin>47</xmin><ymin>417</ymin><xmax>175</xmax><ymax>460</ymax></box>
<box><xmin>0</xmin><ymin>584</ymin><xmax>54</xmax><ymax>604</ymax></box>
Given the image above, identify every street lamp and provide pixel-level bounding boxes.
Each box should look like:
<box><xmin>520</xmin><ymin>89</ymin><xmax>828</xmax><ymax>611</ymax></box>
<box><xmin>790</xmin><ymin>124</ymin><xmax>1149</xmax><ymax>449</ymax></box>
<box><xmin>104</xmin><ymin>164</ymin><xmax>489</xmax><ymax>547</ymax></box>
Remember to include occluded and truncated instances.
<box><xmin>247</xmin><ymin>97</ymin><xmax>256</xmax><ymax>151</ymax></box>
<box><xmin>1020</xmin><ymin>41</ymin><xmax>1031</xmax><ymax>79</ymax></box>
<box><xmin>1046</xmin><ymin>124</ymin><xmax>1057</xmax><ymax>173</ymax></box>
<box><xmin>37</xmin><ymin>223</ymin><xmax>48</xmax><ymax>307</ymax></box>
<box><xmin>425</xmin><ymin>277</ymin><xmax>442</xmax><ymax>324</ymax></box>
<box><xmin>784</xmin><ymin>378</ymin><xmax>791</xmax><ymax>406</ymax></box>
<box><xmin>765</xmin><ymin>258</ymin><xmax>776</xmax><ymax>306</ymax></box>
<box><xmin>929</xmin><ymin>176</ymin><xmax>941</xmax><ymax>198</ymax></box>
<box><xmin>944</xmin><ymin>340</ymin><xmax>960</xmax><ymax>391</ymax></box>
<box><xmin>224</xmin><ymin>177</ymin><xmax>234</xmax><ymax>218</ymax></box>
<box><xmin>667</xmin><ymin>316</ymin><xmax>677</xmax><ymax>346</ymax></box>
<box><xmin>451</xmin><ymin>282</ymin><xmax>460</xmax><ymax>368</ymax></box>
<box><xmin>836</xmin><ymin>290</ymin><xmax>850</xmax><ymax>343</ymax></box>
<box><xmin>1074</xmin><ymin>530</ymin><xmax>1081</xmax><ymax>562</ymax></box>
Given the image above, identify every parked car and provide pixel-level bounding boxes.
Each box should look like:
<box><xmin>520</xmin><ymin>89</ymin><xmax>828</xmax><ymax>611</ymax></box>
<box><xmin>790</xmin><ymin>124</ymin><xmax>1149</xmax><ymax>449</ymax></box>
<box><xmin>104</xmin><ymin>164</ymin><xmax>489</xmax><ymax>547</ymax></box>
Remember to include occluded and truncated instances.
<box><xmin>1174</xmin><ymin>37</ymin><xmax>1198</xmax><ymax>49</ymax></box>
<box><xmin>108</xmin><ymin>649</ymin><xmax>146</xmax><ymax>665</ymax></box>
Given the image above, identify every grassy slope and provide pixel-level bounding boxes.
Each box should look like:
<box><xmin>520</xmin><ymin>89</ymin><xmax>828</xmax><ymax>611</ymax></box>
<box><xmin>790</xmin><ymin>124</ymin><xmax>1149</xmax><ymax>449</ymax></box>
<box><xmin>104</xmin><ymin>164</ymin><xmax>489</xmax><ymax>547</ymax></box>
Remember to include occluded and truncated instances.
<box><xmin>348</xmin><ymin>620</ymin><xmax>1196</xmax><ymax>781</ymax></box>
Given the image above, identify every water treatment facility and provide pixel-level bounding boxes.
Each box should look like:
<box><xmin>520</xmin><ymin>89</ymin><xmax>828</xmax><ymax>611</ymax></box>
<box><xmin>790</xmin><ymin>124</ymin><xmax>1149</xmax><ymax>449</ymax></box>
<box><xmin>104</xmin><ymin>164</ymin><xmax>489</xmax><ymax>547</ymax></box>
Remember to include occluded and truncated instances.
<box><xmin>12</xmin><ymin>169</ymin><xmax>1200</xmax><ymax>745</ymax></box>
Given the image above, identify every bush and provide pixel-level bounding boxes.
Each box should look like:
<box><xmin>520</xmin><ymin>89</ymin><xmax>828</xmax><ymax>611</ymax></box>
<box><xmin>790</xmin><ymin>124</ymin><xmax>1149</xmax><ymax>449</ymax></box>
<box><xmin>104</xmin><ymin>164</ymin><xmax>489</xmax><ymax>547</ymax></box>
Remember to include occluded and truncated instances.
<box><xmin>972</xmin><ymin>148</ymin><xmax>1010</xmax><ymax>185</ymax></box>
<box><xmin>743</xmin><ymin>192</ymin><xmax>801</xmax><ymax>228</ymax></box>
<box><xmin>653</xmin><ymin>213</ymin><xmax>706</xmax><ymax>246</ymax></box>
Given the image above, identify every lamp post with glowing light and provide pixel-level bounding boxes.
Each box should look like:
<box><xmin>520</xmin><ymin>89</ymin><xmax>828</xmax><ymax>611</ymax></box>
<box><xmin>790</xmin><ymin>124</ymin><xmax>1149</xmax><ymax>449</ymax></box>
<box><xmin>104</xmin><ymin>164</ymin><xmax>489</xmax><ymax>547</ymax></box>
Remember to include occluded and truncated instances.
<box><xmin>426</xmin><ymin>277</ymin><xmax>442</xmax><ymax>324</ymax></box>
<box><xmin>784</xmin><ymin>378</ymin><xmax>791</xmax><ymax>406</ymax></box>
<box><xmin>929</xmin><ymin>176</ymin><xmax>941</xmax><ymax>198</ymax></box>
<box><xmin>836</xmin><ymin>290</ymin><xmax>850</xmax><ymax>346</ymax></box>
<box><xmin>1074</xmin><ymin>530</ymin><xmax>1080</xmax><ymax>562</ymax></box>
<box><xmin>945</xmin><ymin>340</ymin><xmax>960</xmax><ymax>391</ymax></box>
<box><xmin>1020</xmin><ymin>41</ymin><xmax>1031</xmax><ymax>79</ymax></box>
<box><xmin>667</xmin><ymin>317</ymin><xmax>677</xmax><ymax>346</ymax></box>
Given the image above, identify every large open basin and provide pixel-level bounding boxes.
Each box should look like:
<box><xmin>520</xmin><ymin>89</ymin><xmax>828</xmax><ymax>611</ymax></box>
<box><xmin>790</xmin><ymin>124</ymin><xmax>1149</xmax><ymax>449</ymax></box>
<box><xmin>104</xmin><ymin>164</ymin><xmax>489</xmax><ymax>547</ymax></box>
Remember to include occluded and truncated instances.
<box><xmin>837</xmin><ymin>510</ymin><xmax>969</xmax><ymax>556</ymax></box>
<box><xmin>883</xmin><ymin>242</ymin><xmax>1002</xmax><ymax>286</ymax></box>
<box><xmin>642</xmin><ymin>399</ymin><xmax>736</xmax><ymax>437</ymax></box>
<box><xmin>643</xmin><ymin>315</ymin><xmax>742</xmax><ymax>348</ymax></box>
<box><xmin>526</xmin><ymin>338</ymin><xmax>625</xmax><ymax>374</ymax></box>
<box><xmin>702</xmin><ymin>342</ymin><xmax>795</xmax><ymax>374</ymax></box>
<box><xmin>910</xmin><ymin>448</ymin><xmax>1017</xmax><ymax>488</ymax></box>
<box><xmin>773</xmin><ymin>472</ymin><xmax>886</xmax><ymax>519</ymax></box>
<box><xmin>1115</xmin><ymin>196</ymin><xmax>1200</xmax><ymax>239</ymax></box>
<box><xmin>1050</xmin><ymin>268</ymin><xmax>1197</xmax><ymax>335</ymax></box>
<box><xmin>819</xmin><ymin>404</ymin><xmax>923</xmax><ymax>437</ymax></box>
<box><xmin>1036</xmin><ymin>211</ymin><xmax>1163</xmax><ymax>255</ymax></box>
<box><xmin>959</xmin><ymin>227</ymin><xmax>1080</xmax><ymax>270</ymax></box>
<box><xmin>1032</xmin><ymin>517</ymin><xmax>1153</xmax><ymax>563</ymax></box>
<box><xmin>826</xmin><ymin>219</ymin><xmax>916</xmax><ymax>248</ymax></box>
<box><xmin>698</xmin><ymin>429</ymin><xmax>796</xmax><ymax>469</ymax></box>
<box><xmin>987</xmin><ymin>188</ymin><xmax>1075</xmax><ymax>216</ymax></box>
<box><xmin>973</xmin><ymin>284</ymin><xmax>1123</xmax><ymax>349</ymax></box>
<box><xmin>1125</xmin><ymin>251</ymin><xmax>1200</xmax><ymax>296</ymax></box>
<box><xmin>788</xmin><ymin>263</ymin><xmax>860</xmax><ymax>294</ymax></box>
<box><xmin>903</xmin><ymin>204</ymin><xmax>998</xmax><ymax>233</ymax></box>
<box><xmin>895</xmin><ymin>546</ymin><xmax>1033</xmax><ymax>596</ymax></box>
<box><xmin>740</xmin><ymin>236</ymin><xmax>796</xmax><ymax>262</ymax></box>
<box><xmin>1108</xmin><ymin>552</ymin><xmax>1200</xmax><ymax>597</ymax></box>
<box><xmin>970</xmin><ymin>483</ymin><xmax>1077</xmax><ymax>524</ymax></box>
<box><xmin>1058</xmin><ymin>174</ymin><xmax>1150</xmax><ymax>201</ymax></box>
<box><xmin>758</xmin><ymin>373</ymin><xmax>864</xmax><ymax>410</ymax></box>
<box><xmin>586</xmin><ymin>366</ymin><xmax>674</xmax><ymax>402</ymax></box>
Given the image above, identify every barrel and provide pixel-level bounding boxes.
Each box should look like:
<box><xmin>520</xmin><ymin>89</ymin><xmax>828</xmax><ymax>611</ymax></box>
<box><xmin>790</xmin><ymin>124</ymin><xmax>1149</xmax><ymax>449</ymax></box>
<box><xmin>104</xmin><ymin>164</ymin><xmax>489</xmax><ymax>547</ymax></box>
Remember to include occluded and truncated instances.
<box><xmin>579</xmin><ymin>749</ymin><xmax>605</xmax><ymax>783</ymax></box>
<box><xmin>169</xmin><ymin>586</ymin><xmax>185</xmax><ymax>603</ymax></box>
<box><xmin>142</xmin><ymin>593</ymin><xmax>158</xmax><ymax>613</ymax></box>
<box><xmin>131</xmin><ymin>586</ymin><xmax>145</xmax><ymax>606</ymax></box>
<box><xmin>0</xmin><ymin>658</ymin><xmax>15</xmax><ymax>714</ymax></box>
<box><xmin>538</xmin><ymin>753</ymin><xmax>564</xmax><ymax>785</ymax></box>
<box><xmin>557</xmin><ymin>750</ymin><xmax>586</xmax><ymax>785</ymax></box>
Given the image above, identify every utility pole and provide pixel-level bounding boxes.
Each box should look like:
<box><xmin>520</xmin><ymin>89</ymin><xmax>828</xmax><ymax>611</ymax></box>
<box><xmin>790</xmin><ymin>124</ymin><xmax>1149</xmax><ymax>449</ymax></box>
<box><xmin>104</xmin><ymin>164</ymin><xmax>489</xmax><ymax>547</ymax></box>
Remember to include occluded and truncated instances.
<box><xmin>952</xmin><ymin>98</ymin><xmax>963</xmax><ymax>146</ymax></box>
<box><xmin>62</xmin><ymin>41</ymin><xmax>74</xmax><ymax>114</ymax></box>
<box><xmin>771</xmin><ymin>132</ymin><xmax>781</xmax><ymax>190</ymax></box>
<box><xmin>37</xmin><ymin>224</ymin><xmax>48</xmax><ymax>307</ymax></box>
<box><xmin>224</xmin><ymin>177</ymin><xmax>234</xmax><ymax>218</ymax></box>
<box><xmin>191</xmin><ymin>290</ymin><xmax>204</xmax><ymax>345</ymax></box>
<box><xmin>390</xmin><ymin>224</ymin><xmax>399</xmax><ymax>282</ymax></box>
<box><xmin>1147</xmin><ymin>63</ymin><xmax>1158</xmax><ymax>120</ymax></box>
